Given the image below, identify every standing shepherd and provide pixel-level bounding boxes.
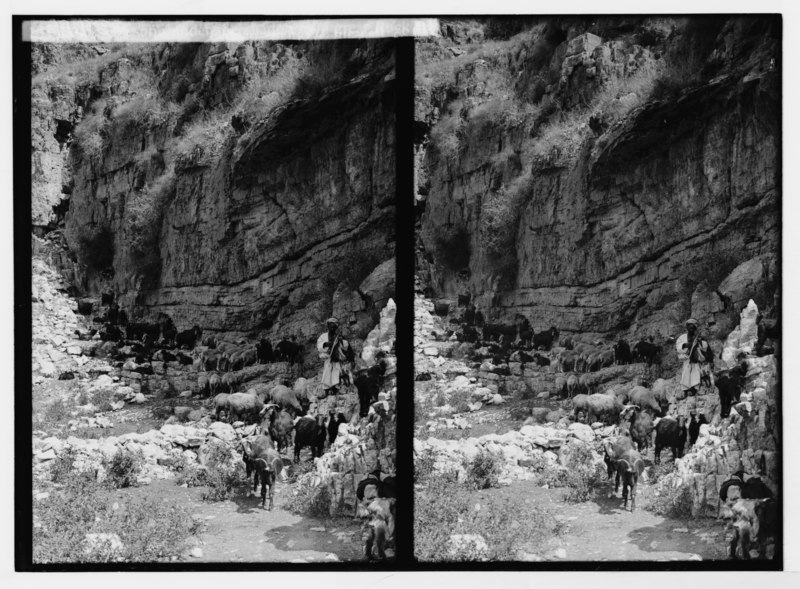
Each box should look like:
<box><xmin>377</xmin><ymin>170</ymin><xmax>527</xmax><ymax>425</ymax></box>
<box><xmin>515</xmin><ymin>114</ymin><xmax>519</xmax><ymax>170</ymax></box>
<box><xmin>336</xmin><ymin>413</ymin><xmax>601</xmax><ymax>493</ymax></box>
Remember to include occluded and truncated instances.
<box><xmin>317</xmin><ymin>317</ymin><xmax>355</xmax><ymax>398</ymax></box>
<box><xmin>676</xmin><ymin>318</ymin><xmax>711</xmax><ymax>397</ymax></box>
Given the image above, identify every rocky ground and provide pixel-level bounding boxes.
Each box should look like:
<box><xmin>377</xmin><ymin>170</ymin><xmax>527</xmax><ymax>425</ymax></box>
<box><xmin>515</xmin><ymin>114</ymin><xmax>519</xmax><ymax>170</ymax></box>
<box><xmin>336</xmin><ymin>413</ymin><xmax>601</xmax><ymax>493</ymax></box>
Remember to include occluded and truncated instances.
<box><xmin>413</xmin><ymin>295</ymin><xmax>778</xmax><ymax>562</ymax></box>
<box><xmin>31</xmin><ymin>250</ymin><xmax>397</xmax><ymax>563</ymax></box>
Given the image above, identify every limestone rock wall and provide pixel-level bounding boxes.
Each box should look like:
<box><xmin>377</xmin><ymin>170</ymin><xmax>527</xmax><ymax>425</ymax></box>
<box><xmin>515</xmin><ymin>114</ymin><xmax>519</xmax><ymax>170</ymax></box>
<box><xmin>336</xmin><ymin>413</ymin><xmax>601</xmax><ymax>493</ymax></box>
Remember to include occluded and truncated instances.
<box><xmin>416</xmin><ymin>17</ymin><xmax>779</xmax><ymax>343</ymax></box>
<box><xmin>33</xmin><ymin>41</ymin><xmax>395</xmax><ymax>351</ymax></box>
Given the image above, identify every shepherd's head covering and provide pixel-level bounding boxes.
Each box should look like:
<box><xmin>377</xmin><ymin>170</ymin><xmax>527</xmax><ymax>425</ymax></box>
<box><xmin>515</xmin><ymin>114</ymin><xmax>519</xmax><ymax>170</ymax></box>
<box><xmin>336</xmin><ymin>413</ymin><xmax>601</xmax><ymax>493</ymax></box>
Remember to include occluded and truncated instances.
<box><xmin>686</xmin><ymin>318</ymin><xmax>699</xmax><ymax>326</ymax></box>
<box><xmin>326</xmin><ymin>317</ymin><xmax>339</xmax><ymax>326</ymax></box>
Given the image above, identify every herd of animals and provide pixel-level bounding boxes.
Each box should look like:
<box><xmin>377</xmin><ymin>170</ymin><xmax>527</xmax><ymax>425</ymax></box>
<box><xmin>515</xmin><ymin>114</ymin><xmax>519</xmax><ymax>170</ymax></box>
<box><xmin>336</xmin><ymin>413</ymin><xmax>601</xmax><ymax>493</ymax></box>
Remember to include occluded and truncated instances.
<box><xmin>71</xmin><ymin>292</ymin><xmax>397</xmax><ymax>561</ymax></box>
<box><xmin>429</xmin><ymin>297</ymin><xmax>780</xmax><ymax>560</ymax></box>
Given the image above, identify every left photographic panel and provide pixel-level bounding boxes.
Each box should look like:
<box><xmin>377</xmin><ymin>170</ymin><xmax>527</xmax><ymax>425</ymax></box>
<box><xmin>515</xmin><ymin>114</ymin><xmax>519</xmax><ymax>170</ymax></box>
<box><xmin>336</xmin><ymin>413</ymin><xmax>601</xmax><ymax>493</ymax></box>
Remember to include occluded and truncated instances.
<box><xmin>26</xmin><ymin>21</ymin><xmax>397</xmax><ymax>565</ymax></box>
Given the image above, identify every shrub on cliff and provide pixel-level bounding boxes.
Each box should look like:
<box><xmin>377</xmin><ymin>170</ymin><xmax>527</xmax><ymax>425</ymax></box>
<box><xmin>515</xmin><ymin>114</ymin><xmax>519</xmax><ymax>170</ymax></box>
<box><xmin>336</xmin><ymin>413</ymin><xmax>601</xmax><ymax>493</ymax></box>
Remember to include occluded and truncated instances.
<box><xmin>72</xmin><ymin>99</ymin><xmax>108</xmax><ymax>160</ymax></box>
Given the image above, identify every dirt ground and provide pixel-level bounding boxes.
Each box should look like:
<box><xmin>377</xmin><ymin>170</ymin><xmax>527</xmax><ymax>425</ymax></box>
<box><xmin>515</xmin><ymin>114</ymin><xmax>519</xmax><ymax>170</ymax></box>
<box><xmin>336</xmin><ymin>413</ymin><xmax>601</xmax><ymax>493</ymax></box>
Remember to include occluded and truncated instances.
<box><xmin>481</xmin><ymin>480</ymin><xmax>729</xmax><ymax>562</ymax></box>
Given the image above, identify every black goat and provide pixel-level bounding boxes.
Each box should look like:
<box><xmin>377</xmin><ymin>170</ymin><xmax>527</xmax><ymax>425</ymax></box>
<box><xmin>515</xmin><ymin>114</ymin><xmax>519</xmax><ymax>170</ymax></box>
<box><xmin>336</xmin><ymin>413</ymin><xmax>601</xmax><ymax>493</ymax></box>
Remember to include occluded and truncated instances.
<box><xmin>632</xmin><ymin>340</ymin><xmax>661</xmax><ymax>365</ymax></box>
<box><xmin>175</xmin><ymin>325</ymin><xmax>202</xmax><ymax>349</ymax></box>
<box><xmin>294</xmin><ymin>415</ymin><xmax>326</xmax><ymax>462</ymax></box>
<box><xmin>532</xmin><ymin>326</ymin><xmax>559</xmax><ymax>351</ymax></box>
<box><xmin>716</xmin><ymin>361</ymin><xmax>748</xmax><ymax>418</ymax></box>
<box><xmin>327</xmin><ymin>412</ymin><xmax>347</xmax><ymax>446</ymax></box>
<box><xmin>256</xmin><ymin>338</ymin><xmax>274</xmax><ymax>363</ymax></box>
<box><xmin>688</xmin><ymin>413</ymin><xmax>707</xmax><ymax>447</ymax></box>
<box><xmin>355</xmin><ymin>361</ymin><xmax>387</xmax><ymax>417</ymax></box>
<box><xmin>654</xmin><ymin>415</ymin><xmax>688</xmax><ymax>464</ymax></box>
<box><xmin>614</xmin><ymin>339</ymin><xmax>633</xmax><ymax>365</ymax></box>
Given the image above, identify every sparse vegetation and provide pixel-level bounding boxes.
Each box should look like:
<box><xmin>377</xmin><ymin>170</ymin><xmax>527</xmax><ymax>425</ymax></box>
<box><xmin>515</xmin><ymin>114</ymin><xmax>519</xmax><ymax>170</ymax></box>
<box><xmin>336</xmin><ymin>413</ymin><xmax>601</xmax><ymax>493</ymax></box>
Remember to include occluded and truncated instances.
<box><xmin>199</xmin><ymin>441</ymin><xmax>246</xmax><ymax>502</ymax></box>
<box><xmin>105</xmin><ymin>448</ymin><xmax>144</xmax><ymax>489</ymax></box>
<box><xmin>33</xmin><ymin>468</ymin><xmax>203</xmax><ymax>563</ymax></box>
<box><xmin>415</xmin><ymin>473</ymin><xmax>565</xmax><ymax>561</ymax></box>
<box><xmin>648</xmin><ymin>480</ymin><xmax>695</xmax><ymax>518</ymax></box>
<box><xmin>286</xmin><ymin>475</ymin><xmax>332</xmax><ymax>517</ymax></box>
<box><xmin>463</xmin><ymin>450</ymin><xmax>503</xmax><ymax>490</ymax></box>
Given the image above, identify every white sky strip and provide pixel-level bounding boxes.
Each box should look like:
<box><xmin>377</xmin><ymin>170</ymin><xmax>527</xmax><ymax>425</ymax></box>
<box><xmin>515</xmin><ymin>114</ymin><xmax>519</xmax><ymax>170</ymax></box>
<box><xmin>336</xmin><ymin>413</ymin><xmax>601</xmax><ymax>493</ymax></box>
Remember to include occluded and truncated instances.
<box><xmin>23</xmin><ymin>18</ymin><xmax>441</xmax><ymax>42</ymax></box>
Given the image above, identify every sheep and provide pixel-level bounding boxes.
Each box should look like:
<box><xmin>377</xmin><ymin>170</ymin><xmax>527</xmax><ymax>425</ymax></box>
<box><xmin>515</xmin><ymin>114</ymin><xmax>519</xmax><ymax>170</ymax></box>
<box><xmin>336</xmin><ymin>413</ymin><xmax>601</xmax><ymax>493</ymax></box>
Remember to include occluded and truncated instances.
<box><xmin>293</xmin><ymin>415</ymin><xmax>326</xmax><ymax>462</ymax></box>
<box><xmin>246</xmin><ymin>383</ymin><xmax>272</xmax><ymax>404</ymax></box>
<box><xmin>226</xmin><ymin>392</ymin><xmax>264</xmax><ymax>424</ymax></box>
<box><xmin>267</xmin><ymin>384</ymin><xmax>304</xmax><ymax>416</ymax></box>
<box><xmin>716</xmin><ymin>361</ymin><xmax>748</xmax><ymax>418</ymax></box>
<box><xmin>557</xmin><ymin>350</ymin><xmax>578</xmax><ymax>373</ymax></box>
<box><xmin>566</xmin><ymin>374</ymin><xmax>579</xmax><ymax>398</ymax></box>
<box><xmin>213</xmin><ymin>393</ymin><xmax>230</xmax><ymax>420</ymax></box>
<box><xmin>621</xmin><ymin>405</ymin><xmax>654</xmax><ymax>453</ymax></box>
<box><xmin>241</xmin><ymin>435</ymin><xmax>282</xmax><ymax>510</ymax></box>
<box><xmin>615</xmin><ymin>448</ymin><xmax>645</xmax><ymax>511</ymax></box>
<box><xmin>207</xmin><ymin>373</ymin><xmax>222</xmax><ymax>397</ymax></box>
<box><xmin>554</xmin><ymin>376</ymin><xmax>567</xmax><ymax>397</ymax></box>
<box><xmin>578</xmin><ymin>373</ymin><xmax>595</xmax><ymax>395</ymax></box>
<box><xmin>572</xmin><ymin>394</ymin><xmax>590</xmax><ymax>422</ymax></box>
<box><xmin>201</xmin><ymin>350</ymin><xmax>222</xmax><ymax>372</ymax></box>
<box><xmin>628</xmin><ymin>386</ymin><xmax>663</xmax><ymax>417</ymax></box>
<box><xmin>653</xmin><ymin>415</ymin><xmax>688</xmax><ymax>464</ymax></box>
<box><xmin>292</xmin><ymin>377</ymin><xmax>312</xmax><ymax>414</ymax></box>
<box><xmin>222</xmin><ymin>371</ymin><xmax>242</xmax><ymax>394</ymax></box>
<box><xmin>584</xmin><ymin>393</ymin><xmax>625</xmax><ymax>424</ymax></box>
<box><xmin>197</xmin><ymin>374</ymin><xmax>210</xmax><ymax>397</ymax></box>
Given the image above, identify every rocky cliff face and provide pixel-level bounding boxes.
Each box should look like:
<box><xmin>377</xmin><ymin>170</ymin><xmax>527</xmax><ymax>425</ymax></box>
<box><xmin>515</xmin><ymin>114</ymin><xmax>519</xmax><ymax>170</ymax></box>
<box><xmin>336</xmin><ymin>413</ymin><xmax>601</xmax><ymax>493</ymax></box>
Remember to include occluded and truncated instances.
<box><xmin>416</xmin><ymin>17</ymin><xmax>779</xmax><ymax>342</ymax></box>
<box><xmin>32</xmin><ymin>40</ymin><xmax>395</xmax><ymax>350</ymax></box>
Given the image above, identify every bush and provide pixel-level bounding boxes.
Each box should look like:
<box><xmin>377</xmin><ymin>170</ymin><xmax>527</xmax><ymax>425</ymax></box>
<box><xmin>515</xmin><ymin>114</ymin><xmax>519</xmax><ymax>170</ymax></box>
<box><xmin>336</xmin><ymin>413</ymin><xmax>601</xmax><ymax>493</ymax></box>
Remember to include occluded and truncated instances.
<box><xmin>286</xmin><ymin>476</ymin><xmax>331</xmax><ymax>517</ymax></box>
<box><xmin>33</xmin><ymin>469</ymin><xmax>202</xmax><ymax>563</ymax></box>
<box><xmin>463</xmin><ymin>450</ymin><xmax>502</xmax><ymax>490</ymax></box>
<box><xmin>648</xmin><ymin>481</ymin><xmax>694</xmax><ymax>518</ymax></box>
<box><xmin>50</xmin><ymin>446</ymin><xmax>79</xmax><ymax>484</ymax></box>
<box><xmin>72</xmin><ymin>100</ymin><xmax>108</xmax><ymax>160</ymax></box>
<box><xmin>558</xmin><ymin>443</ymin><xmax>606</xmax><ymax>503</ymax></box>
<box><xmin>105</xmin><ymin>448</ymin><xmax>144</xmax><ymax>489</ymax></box>
<box><xmin>414</xmin><ymin>447</ymin><xmax>438</xmax><ymax>483</ymax></box>
<box><xmin>92</xmin><ymin>389</ymin><xmax>115</xmax><ymax>413</ymax></box>
<box><xmin>200</xmin><ymin>441</ymin><xmax>245</xmax><ymax>502</ymax></box>
<box><xmin>415</xmin><ymin>474</ymin><xmax>564</xmax><ymax>561</ymax></box>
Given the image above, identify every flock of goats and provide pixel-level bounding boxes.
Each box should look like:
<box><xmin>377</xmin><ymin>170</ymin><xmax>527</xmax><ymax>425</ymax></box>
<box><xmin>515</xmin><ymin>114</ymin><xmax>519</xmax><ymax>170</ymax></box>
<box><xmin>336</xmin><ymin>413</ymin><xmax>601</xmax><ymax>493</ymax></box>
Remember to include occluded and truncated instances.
<box><xmin>72</xmin><ymin>292</ymin><xmax>397</xmax><ymax>561</ymax></box>
<box><xmin>432</xmin><ymin>299</ymin><xmax>778</xmax><ymax>560</ymax></box>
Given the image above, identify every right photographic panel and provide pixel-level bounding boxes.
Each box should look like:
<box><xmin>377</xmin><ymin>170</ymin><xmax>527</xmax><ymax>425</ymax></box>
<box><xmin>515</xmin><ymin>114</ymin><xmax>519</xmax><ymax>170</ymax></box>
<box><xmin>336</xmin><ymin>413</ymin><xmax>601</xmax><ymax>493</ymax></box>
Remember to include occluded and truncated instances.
<box><xmin>413</xmin><ymin>16</ymin><xmax>781</xmax><ymax>564</ymax></box>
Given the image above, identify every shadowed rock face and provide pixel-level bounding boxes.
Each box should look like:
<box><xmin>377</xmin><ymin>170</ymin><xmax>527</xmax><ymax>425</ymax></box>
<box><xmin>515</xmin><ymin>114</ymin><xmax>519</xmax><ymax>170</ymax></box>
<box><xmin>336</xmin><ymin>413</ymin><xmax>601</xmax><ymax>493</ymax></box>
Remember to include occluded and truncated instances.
<box><xmin>416</xmin><ymin>17</ymin><xmax>779</xmax><ymax>341</ymax></box>
<box><xmin>34</xmin><ymin>40</ymin><xmax>395</xmax><ymax>345</ymax></box>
